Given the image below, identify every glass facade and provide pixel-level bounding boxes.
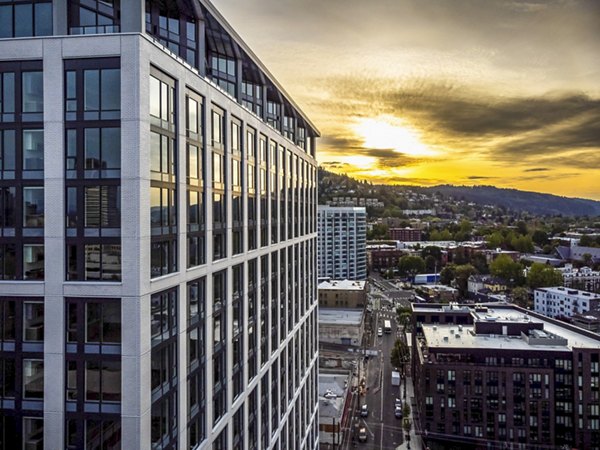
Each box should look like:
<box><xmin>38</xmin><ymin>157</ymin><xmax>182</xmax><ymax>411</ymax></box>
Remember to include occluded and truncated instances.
<box><xmin>0</xmin><ymin>60</ymin><xmax>44</xmax><ymax>280</ymax></box>
<box><xmin>151</xmin><ymin>288</ymin><xmax>178</xmax><ymax>450</ymax></box>
<box><xmin>65</xmin><ymin>58</ymin><xmax>121</xmax><ymax>281</ymax></box>
<box><xmin>65</xmin><ymin>297</ymin><xmax>121</xmax><ymax>450</ymax></box>
<box><xmin>68</xmin><ymin>0</ymin><xmax>120</xmax><ymax>35</ymax></box>
<box><xmin>0</xmin><ymin>1</ymin><xmax>52</xmax><ymax>38</ymax></box>
<box><xmin>0</xmin><ymin>3</ymin><xmax>320</xmax><ymax>450</ymax></box>
<box><xmin>150</xmin><ymin>69</ymin><xmax>177</xmax><ymax>278</ymax></box>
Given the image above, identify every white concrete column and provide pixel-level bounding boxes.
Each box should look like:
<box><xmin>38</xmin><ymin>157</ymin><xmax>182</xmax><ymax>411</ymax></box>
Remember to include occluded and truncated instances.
<box><xmin>42</xmin><ymin>37</ymin><xmax>65</xmax><ymax>450</ymax></box>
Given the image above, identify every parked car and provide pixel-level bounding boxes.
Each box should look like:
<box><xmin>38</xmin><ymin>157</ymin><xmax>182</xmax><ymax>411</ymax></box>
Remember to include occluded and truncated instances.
<box><xmin>377</xmin><ymin>327</ymin><xmax>383</xmax><ymax>336</ymax></box>
<box><xmin>395</xmin><ymin>398</ymin><xmax>402</xmax><ymax>408</ymax></box>
<box><xmin>395</xmin><ymin>406</ymin><xmax>403</xmax><ymax>418</ymax></box>
<box><xmin>358</xmin><ymin>427</ymin><xmax>367</xmax><ymax>442</ymax></box>
<box><xmin>360</xmin><ymin>404</ymin><xmax>369</xmax><ymax>417</ymax></box>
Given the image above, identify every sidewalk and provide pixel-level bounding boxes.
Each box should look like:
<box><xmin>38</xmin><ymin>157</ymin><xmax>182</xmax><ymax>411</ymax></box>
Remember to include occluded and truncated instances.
<box><xmin>395</xmin><ymin>375</ymin><xmax>426</xmax><ymax>450</ymax></box>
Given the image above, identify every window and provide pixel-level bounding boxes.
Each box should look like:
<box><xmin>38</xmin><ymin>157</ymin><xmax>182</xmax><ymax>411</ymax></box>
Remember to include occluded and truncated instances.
<box><xmin>150</xmin><ymin>287</ymin><xmax>178</xmax><ymax>449</ymax></box>
<box><xmin>64</xmin><ymin>59</ymin><xmax>121</xmax><ymax>282</ymax></box>
<box><xmin>85</xmin><ymin>360</ymin><xmax>121</xmax><ymax>402</ymax></box>
<box><xmin>23</xmin><ymin>186</ymin><xmax>43</xmax><ymax>227</ymax></box>
<box><xmin>23</xmin><ymin>244</ymin><xmax>43</xmax><ymax>280</ymax></box>
<box><xmin>209</xmin><ymin>55</ymin><xmax>236</xmax><ymax>97</ymax></box>
<box><xmin>22</xmin><ymin>418</ymin><xmax>44</xmax><ymax>450</ymax></box>
<box><xmin>145</xmin><ymin>3</ymin><xmax>198</xmax><ymax>67</ymax></box>
<box><xmin>82</xmin><ymin>420</ymin><xmax>121</xmax><ymax>450</ymax></box>
<box><xmin>23</xmin><ymin>359</ymin><xmax>43</xmax><ymax>399</ymax></box>
<box><xmin>0</xmin><ymin>359</ymin><xmax>15</xmax><ymax>398</ymax></box>
<box><xmin>22</xmin><ymin>129</ymin><xmax>43</xmax><ymax>173</ymax></box>
<box><xmin>83</xmin><ymin>68</ymin><xmax>120</xmax><ymax>120</ymax></box>
<box><xmin>84</xmin><ymin>127</ymin><xmax>121</xmax><ymax>175</ymax></box>
<box><xmin>150</xmin><ymin>69</ymin><xmax>177</xmax><ymax>279</ymax></box>
<box><xmin>23</xmin><ymin>301</ymin><xmax>43</xmax><ymax>342</ymax></box>
<box><xmin>68</xmin><ymin>0</ymin><xmax>120</xmax><ymax>35</ymax></box>
<box><xmin>0</xmin><ymin>2</ymin><xmax>52</xmax><ymax>38</ymax></box>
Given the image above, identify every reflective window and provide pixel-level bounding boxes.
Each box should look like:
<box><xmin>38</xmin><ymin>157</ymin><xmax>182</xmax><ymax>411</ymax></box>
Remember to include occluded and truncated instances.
<box><xmin>23</xmin><ymin>186</ymin><xmax>43</xmax><ymax>227</ymax></box>
<box><xmin>22</xmin><ymin>129</ymin><xmax>43</xmax><ymax>172</ymax></box>
<box><xmin>0</xmin><ymin>73</ymin><xmax>15</xmax><ymax>122</ymax></box>
<box><xmin>23</xmin><ymin>418</ymin><xmax>44</xmax><ymax>450</ymax></box>
<box><xmin>23</xmin><ymin>359</ymin><xmax>44</xmax><ymax>399</ymax></box>
<box><xmin>68</xmin><ymin>0</ymin><xmax>120</xmax><ymax>35</ymax></box>
<box><xmin>23</xmin><ymin>301</ymin><xmax>43</xmax><ymax>342</ymax></box>
<box><xmin>0</xmin><ymin>2</ymin><xmax>52</xmax><ymax>38</ymax></box>
<box><xmin>83</xmin><ymin>68</ymin><xmax>120</xmax><ymax>120</ymax></box>
<box><xmin>85</xmin><ymin>360</ymin><xmax>121</xmax><ymax>402</ymax></box>
<box><xmin>22</xmin><ymin>71</ymin><xmax>43</xmax><ymax>120</ymax></box>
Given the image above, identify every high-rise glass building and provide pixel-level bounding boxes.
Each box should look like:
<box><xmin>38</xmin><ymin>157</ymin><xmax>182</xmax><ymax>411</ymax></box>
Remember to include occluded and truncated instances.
<box><xmin>317</xmin><ymin>206</ymin><xmax>367</xmax><ymax>281</ymax></box>
<box><xmin>0</xmin><ymin>2</ymin><xmax>319</xmax><ymax>449</ymax></box>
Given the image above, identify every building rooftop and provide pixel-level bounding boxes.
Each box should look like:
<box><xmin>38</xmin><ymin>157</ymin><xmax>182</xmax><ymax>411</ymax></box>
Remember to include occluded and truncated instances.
<box><xmin>536</xmin><ymin>286</ymin><xmax>600</xmax><ymax>300</ymax></box>
<box><xmin>318</xmin><ymin>280</ymin><xmax>366</xmax><ymax>291</ymax></box>
<box><xmin>420</xmin><ymin>306</ymin><xmax>600</xmax><ymax>351</ymax></box>
<box><xmin>318</xmin><ymin>372</ymin><xmax>349</xmax><ymax>420</ymax></box>
<box><xmin>318</xmin><ymin>308</ymin><xmax>364</xmax><ymax>326</ymax></box>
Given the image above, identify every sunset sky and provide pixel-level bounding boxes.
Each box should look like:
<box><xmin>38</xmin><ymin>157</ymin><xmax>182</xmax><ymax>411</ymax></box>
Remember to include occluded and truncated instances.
<box><xmin>216</xmin><ymin>0</ymin><xmax>600</xmax><ymax>200</ymax></box>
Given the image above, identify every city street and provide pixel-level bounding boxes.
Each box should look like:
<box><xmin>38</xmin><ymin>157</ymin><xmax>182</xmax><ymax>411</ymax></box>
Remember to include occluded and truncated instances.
<box><xmin>345</xmin><ymin>308</ymin><xmax>407</xmax><ymax>449</ymax></box>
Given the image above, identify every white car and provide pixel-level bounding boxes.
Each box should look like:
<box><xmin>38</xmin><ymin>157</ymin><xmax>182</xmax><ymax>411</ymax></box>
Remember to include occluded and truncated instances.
<box><xmin>377</xmin><ymin>327</ymin><xmax>383</xmax><ymax>336</ymax></box>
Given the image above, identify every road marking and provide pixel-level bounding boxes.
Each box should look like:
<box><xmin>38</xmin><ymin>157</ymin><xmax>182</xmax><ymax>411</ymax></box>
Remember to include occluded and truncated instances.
<box><xmin>361</xmin><ymin>418</ymin><xmax>375</xmax><ymax>438</ymax></box>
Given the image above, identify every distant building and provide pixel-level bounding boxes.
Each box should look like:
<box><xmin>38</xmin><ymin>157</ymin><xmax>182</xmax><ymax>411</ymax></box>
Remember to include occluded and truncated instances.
<box><xmin>534</xmin><ymin>286</ymin><xmax>600</xmax><ymax>319</ymax></box>
<box><xmin>369</xmin><ymin>247</ymin><xmax>406</xmax><ymax>272</ymax></box>
<box><xmin>417</xmin><ymin>284</ymin><xmax>458</xmax><ymax>302</ymax></box>
<box><xmin>319</xmin><ymin>371</ymin><xmax>352</xmax><ymax>446</ymax></box>
<box><xmin>413</xmin><ymin>273</ymin><xmax>441</xmax><ymax>285</ymax></box>
<box><xmin>402</xmin><ymin>209</ymin><xmax>436</xmax><ymax>216</ymax></box>
<box><xmin>560</xmin><ymin>264</ymin><xmax>600</xmax><ymax>292</ymax></box>
<box><xmin>318</xmin><ymin>206</ymin><xmax>367</xmax><ymax>280</ymax></box>
<box><xmin>318</xmin><ymin>308</ymin><xmax>365</xmax><ymax>346</ymax></box>
<box><xmin>557</xmin><ymin>245</ymin><xmax>600</xmax><ymax>264</ymax></box>
<box><xmin>318</xmin><ymin>279</ymin><xmax>367</xmax><ymax>308</ymax></box>
<box><xmin>571</xmin><ymin>313</ymin><xmax>600</xmax><ymax>333</ymax></box>
<box><xmin>389</xmin><ymin>227</ymin><xmax>423</xmax><ymax>241</ymax></box>
<box><xmin>468</xmin><ymin>275</ymin><xmax>508</xmax><ymax>297</ymax></box>
<box><xmin>412</xmin><ymin>303</ymin><xmax>600</xmax><ymax>450</ymax></box>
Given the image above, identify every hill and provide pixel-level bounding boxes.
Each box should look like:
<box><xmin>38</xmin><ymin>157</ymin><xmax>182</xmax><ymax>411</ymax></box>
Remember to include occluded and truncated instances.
<box><xmin>421</xmin><ymin>185</ymin><xmax>600</xmax><ymax>217</ymax></box>
<box><xmin>318</xmin><ymin>168</ymin><xmax>600</xmax><ymax>217</ymax></box>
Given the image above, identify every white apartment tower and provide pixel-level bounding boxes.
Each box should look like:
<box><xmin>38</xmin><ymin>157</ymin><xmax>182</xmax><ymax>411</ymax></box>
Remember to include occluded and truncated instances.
<box><xmin>317</xmin><ymin>206</ymin><xmax>367</xmax><ymax>280</ymax></box>
<box><xmin>534</xmin><ymin>287</ymin><xmax>600</xmax><ymax>319</ymax></box>
<box><xmin>0</xmin><ymin>1</ymin><xmax>320</xmax><ymax>449</ymax></box>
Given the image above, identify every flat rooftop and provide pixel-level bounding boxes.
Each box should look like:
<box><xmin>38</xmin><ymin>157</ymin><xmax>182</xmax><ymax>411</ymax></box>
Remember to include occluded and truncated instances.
<box><xmin>318</xmin><ymin>280</ymin><xmax>366</xmax><ymax>291</ymax></box>
<box><xmin>318</xmin><ymin>308</ymin><xmax>364</xmax><ymax>326</ymax></box>
<box><xmin>421</xmin><ymin>307</ymin><xmax>600</xmax><ymax>351</ymax></box>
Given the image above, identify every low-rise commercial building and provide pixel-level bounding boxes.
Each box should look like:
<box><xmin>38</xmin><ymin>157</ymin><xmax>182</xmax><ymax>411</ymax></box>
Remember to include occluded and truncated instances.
<box><xmin>318</xmin><ymin>280</ymin><xmax>367</xmax><ymax>308</ymax></box>
<box><xmin>318</xmin><ymin>371</ymin><xmax>352</xmax><ymax>447</ymax></box>
<box><xmin>319</xmin><ymin>309</ymin><xmax>365</xmax><ymax>347</ymax></box>
<box><xmin>411</xmin><ymin>303</ymin><xmax>600</xmax><ymax>450</ymax></box>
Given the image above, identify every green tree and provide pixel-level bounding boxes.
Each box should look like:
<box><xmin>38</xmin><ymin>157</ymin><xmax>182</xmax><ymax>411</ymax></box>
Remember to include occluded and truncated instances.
<box><xmin>398</xmin><ymin>255</ymin><xmax>426</xmax><ymax>280</ymax></box>
<box><xmin>511</xmin><ymin>234</ymin><xmax>534</xmax><ymax>253</ymax></box>
<box><xmin>397</xmin><ymin>312</ymin><xmax>412</xmax><ymax>332</ymax></box>
<box><xmin>490</xmin><ymin>254</ymin><xmax>525</xmax><ymax>286</ymax></box>
<box><xmin>511</xmin><ymin>286</ymin><xmax>531</xmax><ymax>308</ymax></box>
<box><xmin>532</xmin><ymin>230</ymin><xmax>548</xmax><ymax>247</ymax></box>
<box><xmin>470</xmin><ymin>253</ymin><xmax>489</xmax><ymax>274</ymax></box>
<box><xmin>527</xmin><ymin>263</ymin><xmax>563</xmax><ymax>289</ymax></box>
<box><xmin>454</xmin><ymin>264</ymin><xmax>477</xmax><ymax>298</ymax></box>
<box><xmin>390</xmin><ymin>339</ymin><xmax>410</xmax><ymax>368</ymax></box>
<box><xmin>583</xmin><ymin>253</ymin><xmax>593</xmax><ymax>266</ymax></box>
<box><xmin>367</xmin><ymin>223</ymin><xmax>389</xmax><ymax>240</ymax></box>
<box><xmin>440</xmin><ymin>264</ymin><xmax>456</xmax><ymax>285</ymax></box>
<box><xmin>487</xmin><ymin>232</ymin><xmax>504</xmax><ymax>249</ymax></box>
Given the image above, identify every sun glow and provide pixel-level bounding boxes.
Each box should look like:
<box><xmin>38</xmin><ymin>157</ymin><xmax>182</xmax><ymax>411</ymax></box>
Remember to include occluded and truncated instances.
<box><xmin>353</xmin><ymin>116</ymin><xmax>437</xmax><ymax>157</ymax></box>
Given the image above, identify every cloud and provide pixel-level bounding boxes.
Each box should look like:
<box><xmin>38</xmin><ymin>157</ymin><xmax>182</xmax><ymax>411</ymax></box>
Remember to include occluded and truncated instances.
<box><xmin>467</xmin><ymin>176</ymin><xmax>497</xmax><ymax>180</ymax></box>
<box><xmin>524</xmin><ymin>167</ymin><xmax>549</xmax><ymax>172</ymax></box>
<box><xmin>319</xmin><ymin>76</ymin><xmax>600</xmax><ymax>169</ymax></box>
